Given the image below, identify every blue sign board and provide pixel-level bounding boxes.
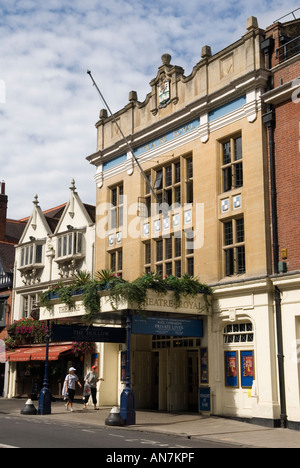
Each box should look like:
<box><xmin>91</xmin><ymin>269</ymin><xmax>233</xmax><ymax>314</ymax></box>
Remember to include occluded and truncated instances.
<box><xmin>199</xmin><ymin>387</ymin><xmax>211</xmax><ymax>412</ymax></box>
<box><xmin>132</xmin><ymin>316</ymin><xmax>203</xmax><ymax>338</ymax></box>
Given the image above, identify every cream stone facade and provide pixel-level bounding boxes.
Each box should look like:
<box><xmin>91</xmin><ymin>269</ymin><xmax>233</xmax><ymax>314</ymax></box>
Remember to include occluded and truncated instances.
<box><xmin>83</xmin><ymin>17</ymin><xmax>288</xmax><ymax>424</ymax></box>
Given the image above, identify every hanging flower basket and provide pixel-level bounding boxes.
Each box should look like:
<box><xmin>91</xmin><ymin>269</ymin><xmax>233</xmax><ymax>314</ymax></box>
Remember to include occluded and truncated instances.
<box><xmin>71</xmin><ymin>342</ymin><xmax>95</xmax><ymax>356</ymax></box>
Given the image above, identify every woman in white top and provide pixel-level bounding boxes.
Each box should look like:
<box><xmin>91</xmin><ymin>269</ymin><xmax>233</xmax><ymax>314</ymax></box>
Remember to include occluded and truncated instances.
<box><xmin>65</xmin><ymin>367</ymin><xmax>82</xmax><ymax>412</ymax></box>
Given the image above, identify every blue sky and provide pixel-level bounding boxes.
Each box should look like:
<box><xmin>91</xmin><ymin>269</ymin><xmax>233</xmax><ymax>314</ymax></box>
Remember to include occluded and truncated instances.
<box><xmin>0</xmin><ymin>0</ymin><xmax>299</xmax><ymax>218</ymax></box>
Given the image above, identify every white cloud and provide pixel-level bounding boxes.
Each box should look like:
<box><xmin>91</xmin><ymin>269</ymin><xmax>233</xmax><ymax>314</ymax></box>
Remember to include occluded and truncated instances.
<box><xmin>0</xmin><ymin>0</ymin><xmax>299</xmax><ymax>218</ymax></box>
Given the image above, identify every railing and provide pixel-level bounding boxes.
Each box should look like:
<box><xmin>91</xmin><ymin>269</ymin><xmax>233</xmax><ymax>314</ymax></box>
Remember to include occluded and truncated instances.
<box><xmin>274</xmin><ymin>8</ymin><xmax>300</xmax><ymax>23</ymax></box>
<box><xmin>276</xmin><ymin>36</ymin><xmax>300</xmax><ymax>63</ymax></box>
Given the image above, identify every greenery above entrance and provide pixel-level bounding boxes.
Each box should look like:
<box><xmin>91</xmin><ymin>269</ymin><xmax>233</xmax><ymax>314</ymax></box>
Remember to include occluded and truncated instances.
<box><xmin>40</xmin><ymin>270</ymin><xmax>213</xmax><ymax>323</ymax></box>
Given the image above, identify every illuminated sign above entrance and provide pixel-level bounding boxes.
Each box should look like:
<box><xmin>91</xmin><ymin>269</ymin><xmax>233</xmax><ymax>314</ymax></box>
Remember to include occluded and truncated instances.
<box><xmin>132</xmin><ymin>316</ymin><xmax>203</xmax><ymax>338</ymax></box>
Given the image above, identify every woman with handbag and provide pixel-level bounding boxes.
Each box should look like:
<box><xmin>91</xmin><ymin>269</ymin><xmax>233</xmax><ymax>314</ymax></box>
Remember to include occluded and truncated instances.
<box><xmin>83</xmin><ymin>366</ymin><xmax>104</xmax><ymax>410</ymax></box>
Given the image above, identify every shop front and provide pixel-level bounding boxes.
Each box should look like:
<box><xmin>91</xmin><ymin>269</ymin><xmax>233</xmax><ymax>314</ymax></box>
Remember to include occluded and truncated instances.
<box><xmin>40</xmin><ymin>287</ymin><xmax>211</xmax><ymax>412</ymax></box>
<box><xmin>6</xmin><ymin>344</ymin><xmax>86</xmax><ymax>399</ymax></box>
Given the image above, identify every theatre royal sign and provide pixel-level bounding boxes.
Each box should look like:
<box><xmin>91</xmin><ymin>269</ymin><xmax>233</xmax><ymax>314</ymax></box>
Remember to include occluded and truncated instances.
<box><xmin>40</xmin><ymin>290</ymin><xmax>208</xmax><ymax>321</ymax></box>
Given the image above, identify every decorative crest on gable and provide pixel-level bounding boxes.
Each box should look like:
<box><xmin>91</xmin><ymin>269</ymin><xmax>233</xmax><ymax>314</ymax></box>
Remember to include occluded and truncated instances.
<box><xmin>150</xmin><ymin>54</ymin><xmax>184</xmax><ymax>116</ymax></box>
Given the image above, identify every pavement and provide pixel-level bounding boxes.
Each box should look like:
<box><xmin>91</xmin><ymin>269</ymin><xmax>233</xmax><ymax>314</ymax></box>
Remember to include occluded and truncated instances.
<box><xmin>1</xmin><ymin>398</ymin><xmax>300</xmax><ymax>448</ymax></box>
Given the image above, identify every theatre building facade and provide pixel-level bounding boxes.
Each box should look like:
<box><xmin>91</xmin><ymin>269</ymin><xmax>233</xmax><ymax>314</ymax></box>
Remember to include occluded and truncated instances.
<box><xmin>83</xmin><ymin>17</ymin><xmax>284</xmax><ymax>424</ymax></box>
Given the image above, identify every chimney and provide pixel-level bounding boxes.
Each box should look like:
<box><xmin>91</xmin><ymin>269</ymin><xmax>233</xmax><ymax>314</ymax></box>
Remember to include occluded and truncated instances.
<box><xmin>0</xmin><ymin>181</ymin><xmax>8</xmax><ymax>241</ymax></box>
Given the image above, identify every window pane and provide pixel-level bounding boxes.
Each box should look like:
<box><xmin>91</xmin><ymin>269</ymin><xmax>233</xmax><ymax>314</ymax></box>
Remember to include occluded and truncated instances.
<box><xmin>156</xmin><ymin>240</ymin><xmax>163</xmax><ymax>262</ymax></box>
<box><xmin>237</xmin><ymin>246</ymin><xmax>246</xmax><ymax>274</ymax></box>
<box><xmin>63</xmin><ymin>235</ymin><xmax>67</xmax><ymax>256</ymax></box>
<box><xmin>111</xmin><ymin>207</ymin><xmax>117</xmax><ymax>230</ymax></box>
<box><xmin>223</xmin><ymin>166</ymin><xmax>232</xmax><ymax>192</ymax></box>
<box><xmin>165</xmin><ymin>166</ymin><xmax>172</xmax><ymax>187</ymax></box>
<box><xmin>110</xmin><ymin>252</ymin><xmax>116</xmax><ymax>271</ymax></box>
<box><xmin>118</xmin><ymin>250</ymin><xmax>123</xmax><ymax>271</ymax></box>
<box><xmin>119</xmin><ymin>185</ymin><xmax>124</xmax><ymax>205</ymax></box>
<box><xmin>236</xmin><ymin>218</ymin><xmax>244</xmax><ymax>243</ymax></box>
<box><xmin>145</xmin><ymin>174</ymin><xmax>151</xmax><ymax>194</ymax></box>
<box><xmin>25</xmin><ymin>247</ymin><xmax>29</xmax><ymax>265</ymax></box>
<box><xmin>68</xmin><ymin>233</ymin><xmax>73</xmax><ymax>255</ymax></box>
<box><xmin>35</xmin><ymin>244</ymin><xmax>43</xmax><ymax>264</ymax></box>
<box><xmin>154</xmin><ymin>171</ymin><xmax>163</xmax><ymax>189</ymax></box>
<box><xmin>165</xmin><ymin>262</ymin><xmax>172</xmax><ymax>276</ymax></box>
<box><xmin>112</xmin><ymin>188</ymin><xmax>117</xmax><ymax>207</ymax></box>
<box><xmin>165</xmin><ymin>189</ymin><xmax>172</xmax><ymax>208</ymax></box>
<box><xmin>77</xmin><ymin>233</ymin><xmax>83</xmax><ymax>254</ymax></box>
<box><xmin>145</xmin><ymin>243</ymin><xmax>151</xmax><ymax>264</ymax></box>
<box><xmin>187</xmin><ymin>181</ymin><xmax>193</xmax><ymax>203</ymax></box>
<box><xmin>21</xmin><ymin>248</ymin><xmax>25</xmax><ymax>266</ymax></box>
<box><xmin>146</xmin><ymin>197</ymin><xmax>151</xmax><ymax>218</ymax></box>
<box><xmin>187</xmin><ymin>158</ymin><xmax>193</xmax><ymax>179</ymax></box>
<box><xmin>224</xmin><ymin>221</ymin><xmax>233</xmax><ymax>246</ymax></box>
<box><xmin>234</xmin><ymin>162</ymin><xmax>243</xmax><ymax>188</ymax></box>
<box><xmin>58</xmin><ymin>238</ymin><xmax>62</xmax><ymax>257</ymax></box>
<box><xmin>165</xmin><ymin>238</ymin><xmax>172</xmax><ymax>259</ymax></box>
<box><xmin>223</xmin><ymin>141</ymin><xmax>231</xmax><ymax>165</ymax></box>
<box><xmin>234</xmin><ymin>137</ymin><xmax>242</xmax><ymax>161</ymax></box>
<box><xmin>175</xmin><ymin>186</ymin><xmax>181</xmax><ymax>205</ymax></box>
<box><xmin>187</xmin><ymin>257</ymin><xmax>194</xmax><ymax>276</ymax></box>
<box><xmin>175</xmin><ymin>237</ymin><xmax>181</xmax><ymax>257</ymax></box>
<box><xmin>175</xmin><ymin>162</ymin><xmax>181</xmax><ymax>183</ymax></box>
<box><xmin>175</xmin><ymin>260</ymin><xmax>181</xmax><ymax>277</ymax></box>
<box><xmin>119</xmin><ymin>206</ymin><xmax>123</xmax><ymax>227</ymax></box>
<box><xmin>29</xmin><ymin>245</ymin><xmax>34</xmax><ymax>264</ymax></box>
<box><xmin>225</xmin><ymin>249</ymin><xmax>234</xmax><ymax>276</ymax></box>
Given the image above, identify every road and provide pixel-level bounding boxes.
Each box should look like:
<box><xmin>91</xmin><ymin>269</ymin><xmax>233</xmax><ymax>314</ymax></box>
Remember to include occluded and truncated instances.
<box><xmin>0</xmin><ymin>412</ymin><xmax>238</xmax><ymax>450</ymax></box>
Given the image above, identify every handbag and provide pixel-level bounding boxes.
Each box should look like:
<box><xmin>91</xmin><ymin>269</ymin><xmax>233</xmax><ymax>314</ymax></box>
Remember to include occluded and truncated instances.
<box><xmin>83</xmin><ymin>382</ymin><xmax>91</xmax><ymax>396</ymax></box>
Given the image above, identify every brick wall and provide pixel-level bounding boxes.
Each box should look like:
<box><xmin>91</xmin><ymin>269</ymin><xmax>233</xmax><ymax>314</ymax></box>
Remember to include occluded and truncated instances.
<box><xmin>275</xmin><ymin>98</ymin><xmax>300</xmax><ymax>271</ymax></box>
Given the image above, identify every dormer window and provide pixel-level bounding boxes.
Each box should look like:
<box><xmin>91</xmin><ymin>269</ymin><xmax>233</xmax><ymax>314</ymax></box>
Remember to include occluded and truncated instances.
<box><xmin>56</xmin><ymin>231</ymin><xmax>84</xmax><ymax>260</ymax></box>
<box><xmin>20</xmin><ymin>243</ymin><xmax>44</xmax><ymax>269</ymax></box>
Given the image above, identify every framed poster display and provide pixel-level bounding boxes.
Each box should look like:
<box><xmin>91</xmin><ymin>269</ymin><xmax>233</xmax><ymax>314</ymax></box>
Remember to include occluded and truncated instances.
<box><xmin>240</xmin><ymin>350</ymin><xmax>254</xmax><ymax>388</ymax></box>
<box><xmin>225</xmin><ymin>351</ymin><xmax>238</xmax><ymax>387</ymax></box>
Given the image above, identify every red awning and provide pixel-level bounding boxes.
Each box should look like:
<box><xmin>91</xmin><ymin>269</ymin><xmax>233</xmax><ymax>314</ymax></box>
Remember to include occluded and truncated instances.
<box><xmin>7</xmin><ymin>347</ymin><xmax>33</xmax><ymax>362</ymax></box>
<box><xmin>30</xmin><ymin>345</ymin><xmax>73</xmax><ymax>361</ymax></box>
<box><xmin>7</xmin><ymin>345</ymin><xmax>73</xmax><ymax>362</ymax></box>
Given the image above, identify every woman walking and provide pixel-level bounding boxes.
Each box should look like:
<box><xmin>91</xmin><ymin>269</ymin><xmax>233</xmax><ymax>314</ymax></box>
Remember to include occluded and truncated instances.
<box><xmin>65</xmin><ymin>367</ymin><xmax>82</xmax><ymax>412</ymax></box>
<box><xmin>83</xmin><ymin>365</ymin><xmax>104</xmax><ymax>410</ymax></box>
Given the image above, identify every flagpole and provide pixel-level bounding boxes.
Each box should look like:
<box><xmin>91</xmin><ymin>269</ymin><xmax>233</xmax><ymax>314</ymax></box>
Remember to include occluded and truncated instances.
<box><xmin>87</xmin><ymin>71</ymin><xmax>159</xmax><ymax>203</ymax></box>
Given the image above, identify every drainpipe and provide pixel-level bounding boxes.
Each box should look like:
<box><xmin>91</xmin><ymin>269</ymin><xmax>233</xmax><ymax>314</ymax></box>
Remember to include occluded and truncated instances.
<box><xmin>274</xmin><ymin>286</ymin><xmax>287</xmax><ymax>428</ymax></box>
<box><xmin>261</xmin><ymin>36</ymin><xmax>287</xmax><ymax>428</ymax></box>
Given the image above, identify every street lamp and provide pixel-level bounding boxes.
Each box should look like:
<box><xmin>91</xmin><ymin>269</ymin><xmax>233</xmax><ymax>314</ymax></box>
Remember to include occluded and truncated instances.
<box><xmin>38</xmin><ymin>320</ymin><xmax>51</xmax><ymax>415</ymax></box>
<box><xmin>120</xmin><ymin>312</ymin><xmax>136</xmax><ymax>425</ymax></box>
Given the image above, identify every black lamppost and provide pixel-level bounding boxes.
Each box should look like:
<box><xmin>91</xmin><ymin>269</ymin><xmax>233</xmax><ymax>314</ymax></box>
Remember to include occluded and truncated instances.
<box><xmin>38</xmin><ymin>320</ymin><xmax>51</xmax><ymax>415</ymax></box>
<box><xmin>120</xmin><ymin>312</ymin><xmax>135</xmax><ymax>425</ymax></box>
